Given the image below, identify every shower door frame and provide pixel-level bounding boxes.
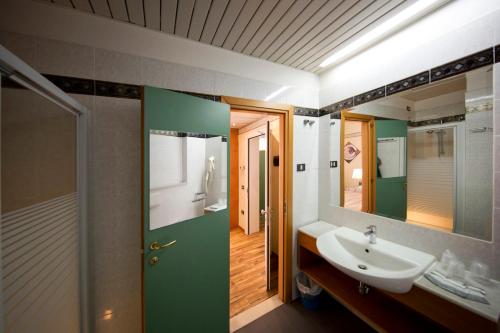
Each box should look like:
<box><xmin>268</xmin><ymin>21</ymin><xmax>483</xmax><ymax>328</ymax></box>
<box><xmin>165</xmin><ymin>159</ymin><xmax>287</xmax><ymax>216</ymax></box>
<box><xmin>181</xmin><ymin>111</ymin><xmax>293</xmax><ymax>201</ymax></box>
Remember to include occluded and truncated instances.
<box><xmin>407</xmin><ymin>121</ymin><xmax>465</xmax><ymax>232</ymax></box>
<box><xmin>0</xmin><ymin>44</ymin><xmax>89</xmax><ymax>333</ymax></box>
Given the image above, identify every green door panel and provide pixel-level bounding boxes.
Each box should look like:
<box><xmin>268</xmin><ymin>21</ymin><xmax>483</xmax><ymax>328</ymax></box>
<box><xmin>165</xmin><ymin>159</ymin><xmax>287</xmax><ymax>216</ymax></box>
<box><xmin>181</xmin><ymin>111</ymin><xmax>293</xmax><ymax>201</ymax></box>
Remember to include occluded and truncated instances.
<box><xmin>376</xmin><ymin>120</ymin><xmax>407</xmax><ymax>138</ymax></box>
<box><xmin>142</xmin><ymin>86</ymin><xmax>230</xmax><ymax>333</ymax></box>
<box><xmin>376</xmin><ymin>177</ymin><xmax>407</xmax><ymax>221</ymax></box>
<box><xmin>375</xmin><ymin>120</ymin><xmax>407</xmax><ymax>221</ymax></box>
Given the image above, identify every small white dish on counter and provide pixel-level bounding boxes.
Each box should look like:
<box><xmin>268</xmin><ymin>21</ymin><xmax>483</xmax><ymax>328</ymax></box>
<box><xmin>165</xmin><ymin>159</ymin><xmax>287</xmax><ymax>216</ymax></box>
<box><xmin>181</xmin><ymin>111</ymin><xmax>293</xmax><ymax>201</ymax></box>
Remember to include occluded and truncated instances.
<box><xmin>204</xmin><ymin>203</ymin><xmax>227</xmax><ymax>213</ymax></box>
<box><xmin>316</xmin><ymin>226</ymin><xmax>435</xmax><ymax>293</ymax></box>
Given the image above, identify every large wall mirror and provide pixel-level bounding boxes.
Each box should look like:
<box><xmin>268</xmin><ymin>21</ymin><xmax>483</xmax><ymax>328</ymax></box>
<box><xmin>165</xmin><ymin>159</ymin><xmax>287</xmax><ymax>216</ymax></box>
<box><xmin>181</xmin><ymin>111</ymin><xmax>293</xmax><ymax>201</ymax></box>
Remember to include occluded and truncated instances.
<box><xmin>149</xmin><ymin>130</ymin><xmax>228</xmax><ymax>230</ymax></box>
<box><xmin>328</xmin><ymin>66</ymin><xmax>493</xmax><ymax>241</ymax></box>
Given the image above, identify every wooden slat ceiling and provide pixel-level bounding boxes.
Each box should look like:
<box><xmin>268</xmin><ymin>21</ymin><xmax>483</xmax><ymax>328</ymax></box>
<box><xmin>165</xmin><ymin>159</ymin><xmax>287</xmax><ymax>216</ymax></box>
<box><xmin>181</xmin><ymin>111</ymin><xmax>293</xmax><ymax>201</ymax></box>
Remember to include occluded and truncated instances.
<box><xmin>40</xmin><ymin>0</ymin><xmax>417</xmax><ymax>73</ymax></box>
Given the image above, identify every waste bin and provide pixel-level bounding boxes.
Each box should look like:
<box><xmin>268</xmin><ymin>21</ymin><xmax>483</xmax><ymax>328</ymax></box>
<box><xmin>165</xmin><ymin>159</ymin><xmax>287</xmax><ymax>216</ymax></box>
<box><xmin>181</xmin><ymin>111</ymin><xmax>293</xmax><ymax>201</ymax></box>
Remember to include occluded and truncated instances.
<box><xmin>296</xmin><ymin>272</ymin><xmax>322</xmax><ymax>310</ymax></box>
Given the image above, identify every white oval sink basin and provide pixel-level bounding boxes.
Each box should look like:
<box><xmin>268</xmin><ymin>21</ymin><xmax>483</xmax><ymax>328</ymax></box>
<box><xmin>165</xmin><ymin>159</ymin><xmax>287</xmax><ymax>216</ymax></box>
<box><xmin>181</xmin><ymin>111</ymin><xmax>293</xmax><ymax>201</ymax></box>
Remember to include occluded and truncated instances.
<box><xmin>316</xmin><ymin>227</ymin><xmax>435</xmax><ymax>293</ymax></box>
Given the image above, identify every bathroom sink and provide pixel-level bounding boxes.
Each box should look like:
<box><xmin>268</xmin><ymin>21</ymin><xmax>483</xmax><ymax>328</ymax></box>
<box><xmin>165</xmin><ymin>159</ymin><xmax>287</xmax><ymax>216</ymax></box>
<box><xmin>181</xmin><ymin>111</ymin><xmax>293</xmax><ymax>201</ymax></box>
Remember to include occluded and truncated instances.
<box><xmin>316</xmin><ymin>227</ymin><xmax>435</xmax><ymax>293</ymax></box>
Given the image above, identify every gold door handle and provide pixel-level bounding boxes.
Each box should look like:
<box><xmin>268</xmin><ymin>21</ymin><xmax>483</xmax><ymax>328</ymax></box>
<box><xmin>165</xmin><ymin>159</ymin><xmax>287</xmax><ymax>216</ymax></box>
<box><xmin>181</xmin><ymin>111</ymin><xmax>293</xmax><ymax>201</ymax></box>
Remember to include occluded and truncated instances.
<box><xmin>150</xmin><ymin>240</ymin><xmax>176</xmax><ymax>251</ymax></box>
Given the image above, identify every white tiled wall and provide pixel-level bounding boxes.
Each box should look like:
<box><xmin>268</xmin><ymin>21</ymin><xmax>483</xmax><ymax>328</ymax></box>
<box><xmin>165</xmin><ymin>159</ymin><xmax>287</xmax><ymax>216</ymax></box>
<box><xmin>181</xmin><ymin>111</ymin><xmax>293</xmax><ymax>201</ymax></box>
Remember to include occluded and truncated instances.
<box><xmin>318</xmin><ymin>115</ymin><xmax>334</xmax><ymax>218</ymax></box>
<box><xmin>319</xmin><ymin>0</ymin><xmax>500</xmax><ymax>107</ymax></box>
<box><xmin>292</xmin><ymin>115</ymin><xmax>319</xmax><ymax>297</ymax></box>
<box><xmin>86</xmin><ymin>95</ymin><xmax>142</xmax><ymax>333</ymax></box>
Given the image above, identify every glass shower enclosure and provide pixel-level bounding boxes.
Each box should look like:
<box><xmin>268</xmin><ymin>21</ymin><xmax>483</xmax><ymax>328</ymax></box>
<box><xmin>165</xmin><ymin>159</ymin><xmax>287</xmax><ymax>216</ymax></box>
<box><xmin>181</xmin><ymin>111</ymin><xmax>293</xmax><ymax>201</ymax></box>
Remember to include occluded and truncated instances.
<box><xmin>0</xmin><ymin>44</ymin><xmax>88</xmax><ymax>333</ymax></box>
<box><xmin>407</xmin><ymin>126</ymin><xmax>456</xmax><ymax>232</ymax></box>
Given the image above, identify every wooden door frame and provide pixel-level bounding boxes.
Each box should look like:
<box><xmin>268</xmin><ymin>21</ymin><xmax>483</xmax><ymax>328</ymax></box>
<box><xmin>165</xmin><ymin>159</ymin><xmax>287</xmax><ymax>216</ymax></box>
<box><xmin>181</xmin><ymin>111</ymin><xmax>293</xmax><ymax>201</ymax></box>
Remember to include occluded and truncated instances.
<box><xmin>222</xmin><ymin>96</ymin><xmax>294</xmax><ymax>304</ymax></box>
<box><xmin>340</xmin><ymin>111</ymin><xmax>376</xmax><ymax>213</ymax></box>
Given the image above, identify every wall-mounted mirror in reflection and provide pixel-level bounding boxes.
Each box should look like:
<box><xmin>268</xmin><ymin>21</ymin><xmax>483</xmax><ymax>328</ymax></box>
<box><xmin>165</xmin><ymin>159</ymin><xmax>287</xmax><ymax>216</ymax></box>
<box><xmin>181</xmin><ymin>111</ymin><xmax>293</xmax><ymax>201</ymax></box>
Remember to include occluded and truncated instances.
<box><xmin>149</xmin><ymin>130</ymin><xmax>228</xmax><ymax>230</ymax></box>
<box><xmin>329</xmin><ymin>66</ymin><xmax>493</xmax><ymax>241</ymax></box>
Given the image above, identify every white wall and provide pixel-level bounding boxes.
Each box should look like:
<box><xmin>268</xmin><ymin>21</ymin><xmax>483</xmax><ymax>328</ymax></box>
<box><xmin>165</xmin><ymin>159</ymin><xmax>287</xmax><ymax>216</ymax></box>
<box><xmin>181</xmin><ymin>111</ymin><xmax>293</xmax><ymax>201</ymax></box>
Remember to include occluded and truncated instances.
<box><xmin>0</xmin><ymin>0</ymin><xmax>319</xmax><ymax>109</ymax></box>
<box><xmin>319</xmin><ymin>0</ymin><xmax>500</xmax><ymax>107</ymax></box>
<box><xmin>292</xmin><ymin>115</ymin><xmax>319</xmax><ymax>297</ymax></box>
<box><xmin>321</xmin><ymin>115</ymin><xmax>341</xmax><ymax>207</ymax></box>
<box><xmin>462</xmin><ymin>69</ymin><xmax>493</xmax><ymax>240</ymax></box>
<box><xmin>354</xmin><ymin>101</ymin><xmax>410</xmax><ymax>121</ymax></box>
<box><xmin>413</xmin><ymin>91</ymin><xmax>465</xmax><ymax>122</ymax></box>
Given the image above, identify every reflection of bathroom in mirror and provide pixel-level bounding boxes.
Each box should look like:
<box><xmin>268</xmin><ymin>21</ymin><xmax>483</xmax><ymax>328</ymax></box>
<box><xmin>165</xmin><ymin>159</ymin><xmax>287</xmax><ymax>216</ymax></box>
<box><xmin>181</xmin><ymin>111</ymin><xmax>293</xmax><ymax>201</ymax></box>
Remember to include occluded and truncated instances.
<box><xmin>330</xmin><ymin>66</ymin><xmax>493</xmax><ymax>241</ymax></box>
<box><xmin>341</xmin><ymin>115</ymin><xmax>375</xmax><ymax>213</ymax></box>
<box><xmin>149</xmin><ymin>130</ymin><xmax>228</xmax><ymax>230</ymax></box>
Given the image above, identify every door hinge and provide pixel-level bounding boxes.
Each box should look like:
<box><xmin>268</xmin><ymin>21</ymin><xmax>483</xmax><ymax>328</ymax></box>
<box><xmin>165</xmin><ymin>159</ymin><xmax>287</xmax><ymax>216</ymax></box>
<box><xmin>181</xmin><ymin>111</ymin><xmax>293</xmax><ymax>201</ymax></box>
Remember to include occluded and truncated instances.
<box><xmin>284</xmin><ymin>201</ymin><xmax>287</xmax><ymax>216</ymax></box>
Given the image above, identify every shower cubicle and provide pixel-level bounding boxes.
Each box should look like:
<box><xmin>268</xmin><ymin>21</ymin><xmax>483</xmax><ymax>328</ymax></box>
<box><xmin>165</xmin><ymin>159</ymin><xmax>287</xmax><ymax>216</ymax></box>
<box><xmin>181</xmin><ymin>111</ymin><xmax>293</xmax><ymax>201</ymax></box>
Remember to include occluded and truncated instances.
<box><xmin>407</xmin><ymin>113</ymin><xmax>493</xmax><ymax>239</ymax></box>
<box><xmin>0</xmin><ymin>45</ymin><xmax>88</xmax><ymax>333</ymax></box>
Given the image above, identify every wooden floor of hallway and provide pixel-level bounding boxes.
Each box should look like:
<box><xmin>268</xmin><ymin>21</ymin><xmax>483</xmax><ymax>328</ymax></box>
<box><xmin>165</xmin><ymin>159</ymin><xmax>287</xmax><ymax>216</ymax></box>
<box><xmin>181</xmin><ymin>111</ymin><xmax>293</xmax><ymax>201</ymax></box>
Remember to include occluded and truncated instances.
<box><xmin>230</xmin><ymin>227</ymin><xmax>277</xmax><ymax>317</ymax></box>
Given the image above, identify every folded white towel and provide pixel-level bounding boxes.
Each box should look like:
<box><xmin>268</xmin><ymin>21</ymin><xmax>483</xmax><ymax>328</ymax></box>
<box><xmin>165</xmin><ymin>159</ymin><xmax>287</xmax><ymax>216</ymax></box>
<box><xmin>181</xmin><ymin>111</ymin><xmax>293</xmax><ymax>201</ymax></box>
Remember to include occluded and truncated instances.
<box><xmin>424</xmin><ymin>270</ymin><xmax>489</xmax><ymax>304</ymax></box>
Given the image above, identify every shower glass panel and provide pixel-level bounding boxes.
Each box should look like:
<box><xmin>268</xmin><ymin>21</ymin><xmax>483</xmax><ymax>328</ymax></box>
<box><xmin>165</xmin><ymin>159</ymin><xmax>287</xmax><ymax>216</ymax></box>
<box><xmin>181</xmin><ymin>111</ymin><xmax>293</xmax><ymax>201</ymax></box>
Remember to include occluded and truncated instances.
<box><xmin>407</xmin><ymin>127</ymin><xmax>455</xmax><ymax>232</ymax></box>
<box><xmin>149</xmin><ymin>130</ymin><xmax>227</xmax><ymax>230</ymax></box>
<box><xmin>1</xmin><ymin>80</ymin><xmax>80</xmax><ymax>333</ymax></box>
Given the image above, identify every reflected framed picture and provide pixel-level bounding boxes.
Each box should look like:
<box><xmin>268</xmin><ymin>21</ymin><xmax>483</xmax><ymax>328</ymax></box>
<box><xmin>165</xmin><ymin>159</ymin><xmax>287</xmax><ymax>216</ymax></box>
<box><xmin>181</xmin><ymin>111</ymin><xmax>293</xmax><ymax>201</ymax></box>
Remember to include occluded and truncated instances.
<box><xmin>344</xmin><ymin>142</ymin><xmax>360</xmax><ymax>163</ymax></box>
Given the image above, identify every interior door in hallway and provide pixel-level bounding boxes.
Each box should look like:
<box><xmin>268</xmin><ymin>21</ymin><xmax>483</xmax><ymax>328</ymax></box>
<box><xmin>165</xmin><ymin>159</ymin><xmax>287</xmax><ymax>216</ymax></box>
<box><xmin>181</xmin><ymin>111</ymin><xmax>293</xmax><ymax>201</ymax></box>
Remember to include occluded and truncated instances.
<box><xmin>142</xmin><ymin>86</ymin><xmax>230</xmax><ymax>333</ymax></box>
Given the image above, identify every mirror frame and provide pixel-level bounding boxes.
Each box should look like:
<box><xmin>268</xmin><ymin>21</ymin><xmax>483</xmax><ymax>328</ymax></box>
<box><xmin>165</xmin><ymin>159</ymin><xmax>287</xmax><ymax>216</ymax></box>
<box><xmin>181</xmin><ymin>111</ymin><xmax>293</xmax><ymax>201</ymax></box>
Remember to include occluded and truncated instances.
<box><xmin>340</xmin><ymin>111</ymin><xmax>376</xmax><ymax>213</ymax></box>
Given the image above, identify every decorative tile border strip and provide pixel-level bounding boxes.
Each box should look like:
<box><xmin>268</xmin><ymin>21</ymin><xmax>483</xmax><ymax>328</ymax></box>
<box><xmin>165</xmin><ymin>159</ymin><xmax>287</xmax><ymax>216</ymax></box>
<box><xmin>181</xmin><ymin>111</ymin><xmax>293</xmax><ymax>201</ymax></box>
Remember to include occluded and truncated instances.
<box><xmin>430</xmin><ymin>48</ymin><xmax>493</xmax><ymax>82</ymax></box>
<box><xmin>4</xmin><ymin>73</ymin><xmax>313</xmax><ymax>113</ymax></box>
<box><xmin>2</xmin><ymin>73</ymin><xmax>220</xmax><ymax>102</ymax></box>
<box><xmin>321</xmin><ymin>46</ymin><xmax>497</xmax><ymax>116</ymax></box>
<box><xmin>149</xmin><ymin>129</ymin><xmax>226</xmax><ymax>140</ymax></box>
<box><xmin>319</xmin><ymin>105</ymin><xmax>335</xmax><ymax>115</ymax></box>
<box><xmin>44</xmin><ymin>74</ymin><xmax>94</xmax><ymax>95</ymax></box>
<box><xmin>353</xmin><ymin>86</ymin><xmax>385</xmax><ymax>105</ymax></box>
<box><xmin>95</xmin><ymin>80</ymin><xmax>141</xmax><ymax>99</ymax></box>
<box><xmin>330</xmin><ymin>111</ymin><xmax>341</xmax><ymax>119</ymax></box>
<box><xmin>0</xmin><ymin>75</ymin><xmax>23</xmax><ymax>89</ymax></box>
<box><xmin>407</xmin><ymin>114</ymin><xmax>465</xmax><ymax>127</ymax></box>
<box><xmin>319</xmin><ymin>98</ymin><xmax>353</xmax><ymax>115</ymax></box>
<box><xmin>386</xmin><ymin>71</ymin><xmax>429</xmax><ymax>96</ymax></box>
<box><xmin>466</xmin><ymin>101</ymin><xmax>493</xmax><ymax>114</ymax></box>
<box><xmin>294</xmin><ymin>107</ymin><xmax>319</xmax><ymax>117</ymax></box>
<box><xmin>318</xmin><ymin>109</ymin><xmax>331</xmax><ymax>117</ymax></box>
<box><xmin>332</xmin><ymin>97</ymin><xmax>354</xmax><ymax>112</ymax></box>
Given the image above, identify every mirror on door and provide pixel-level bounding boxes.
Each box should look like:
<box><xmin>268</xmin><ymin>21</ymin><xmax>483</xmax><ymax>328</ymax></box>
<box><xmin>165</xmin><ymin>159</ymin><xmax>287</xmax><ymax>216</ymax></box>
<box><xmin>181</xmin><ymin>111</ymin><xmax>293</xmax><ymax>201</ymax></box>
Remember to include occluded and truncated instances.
<box><xmin>149</xmin><ymin>130</ymin><xmax>227</xmax><ymax>230</ymax></box>
<box><xmin>328</xmin><ymin>66</ymin><xmax>493</xmax><ymax>241</ymax></box>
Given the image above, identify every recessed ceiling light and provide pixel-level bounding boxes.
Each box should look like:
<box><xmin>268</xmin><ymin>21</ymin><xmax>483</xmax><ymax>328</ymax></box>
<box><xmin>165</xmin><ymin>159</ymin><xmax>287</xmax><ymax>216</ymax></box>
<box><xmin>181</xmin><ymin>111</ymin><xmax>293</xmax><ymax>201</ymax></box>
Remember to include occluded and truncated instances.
<box><xmin>232</xmin><ymin>123</ymin><xmax>236</xmax><ymax>127</ymax></box>
<box><xmin>264</xmin><ymin>86</ymin><xmax>290</xmax><ymax>101</ymax></box>
<box><xmin>319</xmin><ymin>0</ymin><xmax>447</xmax><ymax>69</ymax></box>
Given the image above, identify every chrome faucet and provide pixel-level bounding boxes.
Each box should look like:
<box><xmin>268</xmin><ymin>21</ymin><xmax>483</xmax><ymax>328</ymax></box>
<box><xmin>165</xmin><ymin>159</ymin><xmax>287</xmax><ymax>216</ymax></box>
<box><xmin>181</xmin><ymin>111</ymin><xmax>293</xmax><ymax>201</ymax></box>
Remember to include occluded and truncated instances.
<box><xmin>364</xmin><ymin>225</ymin><xmax>377</xmax><ymax>244</ymax></box>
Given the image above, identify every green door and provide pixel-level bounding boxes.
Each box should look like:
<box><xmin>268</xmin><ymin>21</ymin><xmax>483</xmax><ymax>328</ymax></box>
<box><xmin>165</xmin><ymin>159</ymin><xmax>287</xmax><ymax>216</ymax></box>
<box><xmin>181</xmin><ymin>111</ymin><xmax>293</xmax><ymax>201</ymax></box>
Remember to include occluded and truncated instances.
<box><xmin>375</xmin><ymin>120</ymin><xmax>407</xmax><ymax>221</ymax></box>
<box><xmin>142</xmin><ymin>86</ymin><xmax>230</xmax><ymax>333</ymax></box>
